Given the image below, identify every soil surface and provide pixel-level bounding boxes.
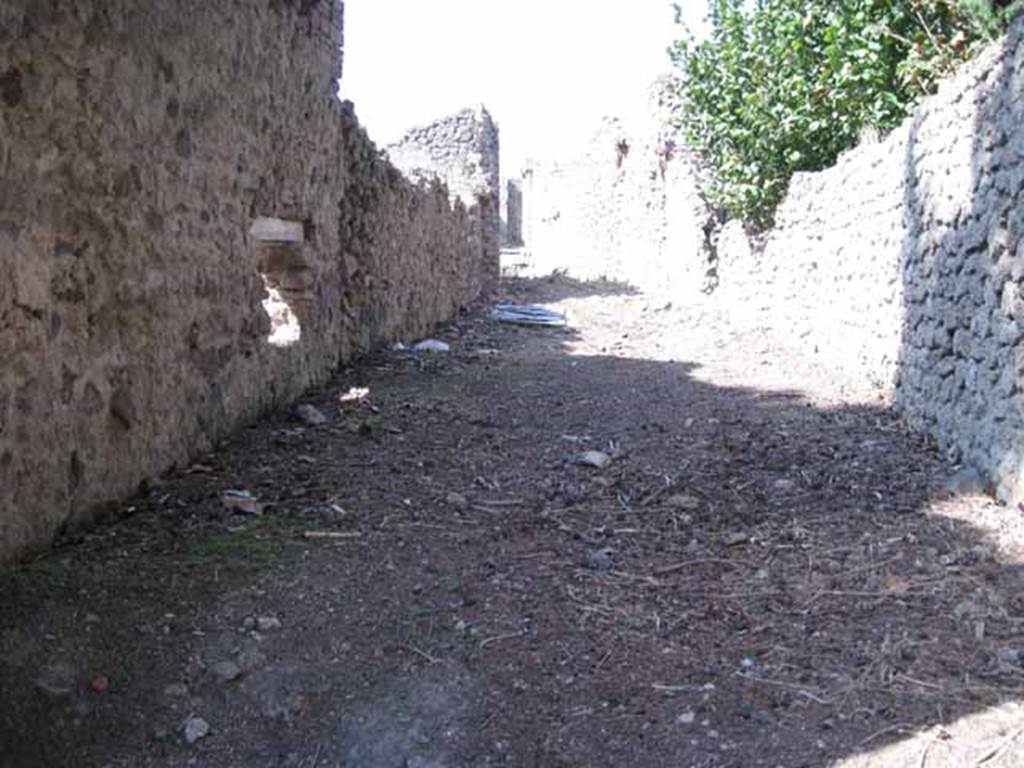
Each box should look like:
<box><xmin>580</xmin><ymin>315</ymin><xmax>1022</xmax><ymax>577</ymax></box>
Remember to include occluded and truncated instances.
<box><xmin>3</xmin><ymin>275</ymin><xmax>1024</xmax><ymax>768</ymax></box>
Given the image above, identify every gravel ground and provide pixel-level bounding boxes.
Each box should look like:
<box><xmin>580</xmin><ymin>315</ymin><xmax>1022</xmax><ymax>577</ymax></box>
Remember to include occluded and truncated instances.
<box><xmin>2</xmin><ymin>274</ymin><xmax>1023</xmax><ymax>767</ymax></box>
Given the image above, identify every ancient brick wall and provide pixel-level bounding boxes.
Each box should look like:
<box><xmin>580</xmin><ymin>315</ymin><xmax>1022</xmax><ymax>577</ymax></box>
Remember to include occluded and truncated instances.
<box><xmin>0</xmin><ymin>0</ymin><xmax>493</xmax><ymax>559</ymax></box>
<box><xmin>717</xmin><ymin>21</ymin><xmax>1024</xmax><ymax>505</ymax></box>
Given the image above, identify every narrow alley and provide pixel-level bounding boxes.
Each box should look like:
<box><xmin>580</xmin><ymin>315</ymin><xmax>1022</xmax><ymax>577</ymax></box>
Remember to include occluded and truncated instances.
<box><xmin>3</xmin><ymin>277</ymin><xmax>1022</xmax><ymax>768</ymax></box>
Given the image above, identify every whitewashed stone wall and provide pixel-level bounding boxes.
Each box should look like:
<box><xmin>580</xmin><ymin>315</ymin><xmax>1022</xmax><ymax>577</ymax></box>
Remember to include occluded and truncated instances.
<box><xmin>516</xmin><ymin>82</ymin><xmax>715</xmax><ymax>292</ymax></box>
<box><xmin>716</xmin><ymin>128</ymin><xmax>909</xmax><ymax>395</ymax></box>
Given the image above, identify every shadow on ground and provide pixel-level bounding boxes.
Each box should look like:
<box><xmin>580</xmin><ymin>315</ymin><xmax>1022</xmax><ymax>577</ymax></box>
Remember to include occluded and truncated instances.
<box><xmin>1</xmin><ymin>277</ymin><xmax>1022</xmax><ymax>767</ymax></box>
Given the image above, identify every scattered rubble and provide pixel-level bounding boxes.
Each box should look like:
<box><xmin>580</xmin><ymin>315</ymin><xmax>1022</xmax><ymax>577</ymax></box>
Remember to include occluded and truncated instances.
<box><xmin>295</xmin><ymin>404</ymin><xmax>329</xmax><ymax>427</ymax></box>
<box><xmin>585</xmin><ymin>547</ymin><xmax>616</xmax><ymax>571</ymax></box>
<box><xmin>576</xmin><ymin>450</ymin><xmax>613</xmax><ymax>469</ymax></box>
<box><xmin>412</xmin><ymin>339</ymin><xmax>450</xmax><ymax>353</ymax></box>
<box><xmin>183</xmin><ymin>716</ymin><xmax>210</xmax><ymax>744</ymax></box>
<box><xmin>256</xmin><ymin>616</ymin><xmax>282</xmax><ymax>632</ymax></box>
<box><xmin>209</xmin><ymin>660</ymin><xmax>242</xmax><ymax>683</ymax></box>
<box><xmin>221</xmin><ymin>490</ymin><xmax>263</xmax><ymax>515</ymax></box>
<box><xmin>34</xmin><ymin>663</ymin><xmax>76</xmax><ymax>699</ymax></box>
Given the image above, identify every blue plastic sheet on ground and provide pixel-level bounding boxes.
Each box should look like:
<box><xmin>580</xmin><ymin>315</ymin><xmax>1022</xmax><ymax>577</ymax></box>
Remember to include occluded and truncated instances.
<box><xmin>493</xmin><ymin>303</ymin><xmax>568</xmax><ymax>327</ymax></box>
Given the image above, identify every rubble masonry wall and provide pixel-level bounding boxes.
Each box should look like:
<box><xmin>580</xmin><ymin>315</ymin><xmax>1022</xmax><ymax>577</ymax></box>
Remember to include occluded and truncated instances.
<box><xmin>0</xmin><ymin>0</ymin><xmax>497</xmax><ymax>559</ymax></box>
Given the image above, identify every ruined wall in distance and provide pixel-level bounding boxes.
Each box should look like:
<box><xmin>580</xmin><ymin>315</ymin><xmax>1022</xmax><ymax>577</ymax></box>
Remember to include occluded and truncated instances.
<box><xmin>0</xmin><ymin>0</ymin><xmax>491</xmax><ymax>560</ymax></box>
<box><xmin>516</xmin><ymin>82</ymin><xmax>715</xmax><ymax>292</ymax></box>
<box><xmin>338</xmin><ymin>104</ymin><xmax>490</xmax><ymax>347</ymax></box>
<box><xmin>386</xmin><ymin>107</ymin><xmax>501</xmax><ymax>292</ymax></box>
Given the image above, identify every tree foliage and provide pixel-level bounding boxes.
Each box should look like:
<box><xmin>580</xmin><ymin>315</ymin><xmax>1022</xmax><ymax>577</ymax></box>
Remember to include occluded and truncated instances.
<box><xmin>671</xmin><ymin>0</ymin><xmax>1022</xmax><ymax>228</ymax></box>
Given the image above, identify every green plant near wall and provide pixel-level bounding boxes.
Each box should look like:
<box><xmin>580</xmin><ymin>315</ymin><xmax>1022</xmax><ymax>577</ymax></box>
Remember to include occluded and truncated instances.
<box><xmin>959</xmin><ymin>0</ymin><xmax>1024</xmax><ymax>34</ymax></box>
<box><xmin>671</xmin><ymin>0</ymin><xmax>1022</xmax><ymax>229</ymax></box>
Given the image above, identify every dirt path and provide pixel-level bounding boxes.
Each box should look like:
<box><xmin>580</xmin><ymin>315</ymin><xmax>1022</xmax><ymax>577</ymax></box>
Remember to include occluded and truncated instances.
<box><xmin>3</xmin><ymin>276</ymin><xmax>1024</xmax><ymax>768</ymax></box>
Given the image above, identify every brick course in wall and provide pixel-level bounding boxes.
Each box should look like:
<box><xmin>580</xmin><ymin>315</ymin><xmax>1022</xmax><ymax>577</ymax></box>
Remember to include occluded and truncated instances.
<box><xmin>0</xmin><ymin>0</ymin><xmax>496</xmax><ymax>560</ymax></box>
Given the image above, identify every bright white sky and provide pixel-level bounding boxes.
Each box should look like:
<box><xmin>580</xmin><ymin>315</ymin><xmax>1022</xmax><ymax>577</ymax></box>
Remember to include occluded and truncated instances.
<box><xmin>340</xmin><ymin>1</ymin><xmax>710</xmax><ymax>174</ymax></box>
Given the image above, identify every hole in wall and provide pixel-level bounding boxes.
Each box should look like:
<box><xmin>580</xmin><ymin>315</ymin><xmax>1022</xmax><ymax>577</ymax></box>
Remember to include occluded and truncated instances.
<box><xmin>250</xmin><ymin>217</ymin><xmax>311</xmax><ymax>349</ymax></box>
<box><xmin>260</xmin><ymin>273</ymin><xmax>302</xmax><ymax>347</ymax></box>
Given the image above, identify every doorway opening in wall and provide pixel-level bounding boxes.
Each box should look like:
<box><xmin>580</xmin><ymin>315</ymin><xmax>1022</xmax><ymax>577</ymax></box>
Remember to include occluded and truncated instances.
<box><xmin>250</xmin><ymin>217</ymin><xmax>310</xmax><ymax>349</ymax></box>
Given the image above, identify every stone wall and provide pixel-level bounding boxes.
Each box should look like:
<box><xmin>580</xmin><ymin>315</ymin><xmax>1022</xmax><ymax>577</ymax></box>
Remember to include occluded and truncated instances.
<box><xmin>897</xmin><ymin>26</ymin><xmax>1024</xmax><ymax>505</ymax></box>
<box><xmin>386</xmin><ymin>107</ymin><xmax>501</xmax><ymax>292</ymax></box>
<box><xmin>516</xmin><ymin>81</ymin><xmax>714</xmax><ymax>291</ymax></box>
<box><xmin>717</xmin><ymin>22</ymin><xmax>1024</xmax><ymax>505</ymax></box>
<box><xmin>715</xmin><ymin>130</ymin><xmax>908</xmax><ymax>396</ymax></box>
<box><xmin>0</xmin><ymin>0</ymin><xmax>494</xmax><ymax>560</ymax></box>
<box><xmin>338</xmin><ymin>104</ymin><xmax>491</xmax><ymax>347</ymax></box>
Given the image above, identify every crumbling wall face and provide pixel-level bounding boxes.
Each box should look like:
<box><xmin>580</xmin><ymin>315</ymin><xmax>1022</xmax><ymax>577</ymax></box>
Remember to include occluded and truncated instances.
<box><xmin>0</xmin><ymin>0</ymin><xmax>489</xmax><ymax>560</ymax></box>
<box><xmin>517</xmin><ymin>84</ymin><xmax>715</xmax><ymax>291</ymax></box>
<box><xmin>337</xmin><ymin>106</ymin><xmax>488</xmax><ymax>348</ymax></box>
<box><xmin>386</xmin><ymin>107</ymin><xmax>501</xmax><ymax>292</ymax></box>
<box><xmin>716</xmin><ymin>23</ymin><xmax>1024</xmax><ymax>504</ymax></box>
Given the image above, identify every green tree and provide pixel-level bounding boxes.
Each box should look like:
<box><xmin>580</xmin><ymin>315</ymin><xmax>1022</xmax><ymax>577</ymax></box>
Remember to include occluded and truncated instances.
<box><xmin>671</xmin><ymin>0</ymin><xmax>1021</xmax><ymax>228</ymax></box>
